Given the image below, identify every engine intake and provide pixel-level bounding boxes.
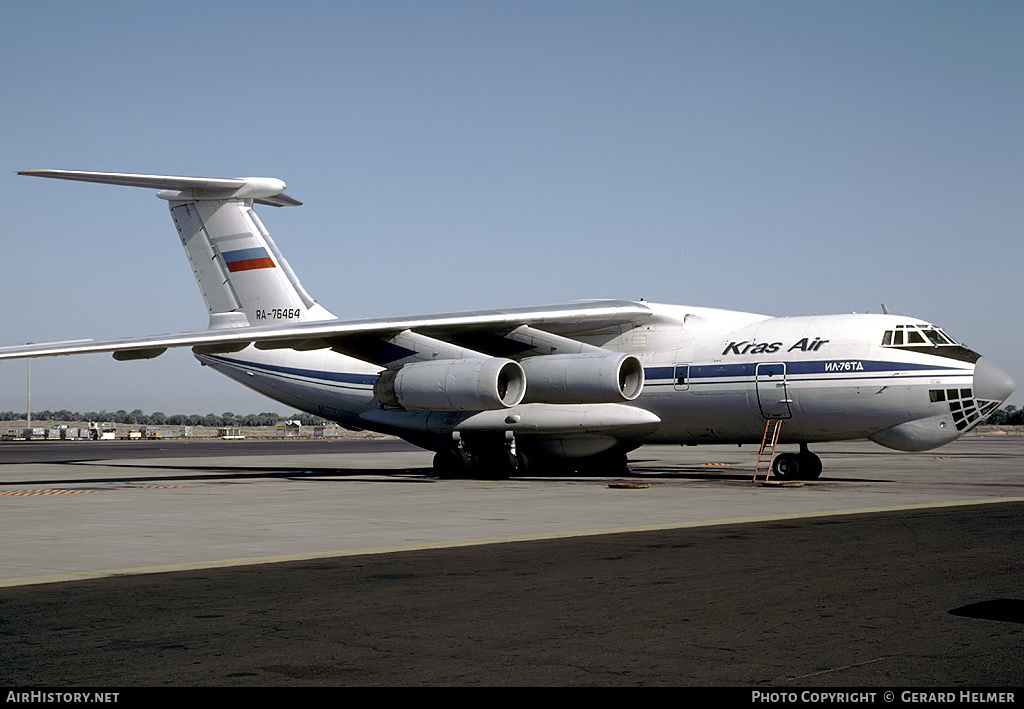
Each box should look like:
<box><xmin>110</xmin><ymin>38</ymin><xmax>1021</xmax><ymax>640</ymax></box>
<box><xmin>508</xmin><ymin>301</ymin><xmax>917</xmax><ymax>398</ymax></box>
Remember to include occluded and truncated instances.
<box><xmin>374</xmin><ymin>358</ymin><xmax>526</xmax><ymax>411</ymax></box>
<box><xmin>519</xmin><ymin>353</ymin><xmax>645</xmax><ymax>404</ymax></box>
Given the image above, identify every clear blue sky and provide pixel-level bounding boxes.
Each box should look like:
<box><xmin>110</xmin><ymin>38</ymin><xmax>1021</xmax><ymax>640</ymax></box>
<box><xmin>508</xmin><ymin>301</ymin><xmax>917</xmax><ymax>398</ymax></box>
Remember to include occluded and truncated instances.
<box><xmin>1</xmin><ymin>0</ymin><xmax>1021</xmax><ymax>415</ymax></box>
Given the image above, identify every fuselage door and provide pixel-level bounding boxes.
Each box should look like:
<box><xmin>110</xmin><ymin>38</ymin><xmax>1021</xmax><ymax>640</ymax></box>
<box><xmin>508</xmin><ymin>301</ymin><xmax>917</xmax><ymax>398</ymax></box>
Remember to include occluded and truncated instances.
<box><xmin>755</xmin><ymin>362</ymin><xmax>792</xmax><ymax>419</ymax></box>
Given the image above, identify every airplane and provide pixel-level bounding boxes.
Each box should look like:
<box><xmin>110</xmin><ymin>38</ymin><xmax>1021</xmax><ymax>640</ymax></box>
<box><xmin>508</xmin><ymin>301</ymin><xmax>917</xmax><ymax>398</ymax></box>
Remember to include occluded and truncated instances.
<box><xmin>0</xmin><ymin>169</ymin><xmax>1015</xmax><ymax>480</ymax></box>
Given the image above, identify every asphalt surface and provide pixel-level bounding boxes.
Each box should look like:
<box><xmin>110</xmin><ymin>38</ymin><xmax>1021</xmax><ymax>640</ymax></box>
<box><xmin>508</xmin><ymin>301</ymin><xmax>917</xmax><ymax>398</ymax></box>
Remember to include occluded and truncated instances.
<box><xmin>1</xmin><ymin>435</ymin><xmax>1022</xmax><ymax>687</ymax></box>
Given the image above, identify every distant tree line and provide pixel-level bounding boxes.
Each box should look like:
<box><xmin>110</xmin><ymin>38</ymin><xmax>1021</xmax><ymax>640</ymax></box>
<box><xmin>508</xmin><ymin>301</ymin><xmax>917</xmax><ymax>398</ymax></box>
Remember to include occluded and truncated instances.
<box><xmin>982</xmin><ymin>406</ymin><xmax>1024</xmax><ymax>426</ymax></box>
<box><xmin>3</xmin><ymin>406</ymin><xmax>1022</xmax><ymax>427</ymax></box>
<box><xmin>0</xmin><ymin>410</ymin><xmax>331</xmax><ymax>427</ymax></box>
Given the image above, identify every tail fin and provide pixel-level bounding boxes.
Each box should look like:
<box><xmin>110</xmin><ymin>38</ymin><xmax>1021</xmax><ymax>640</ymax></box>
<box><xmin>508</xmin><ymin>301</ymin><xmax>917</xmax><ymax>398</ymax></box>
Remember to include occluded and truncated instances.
<box><xmin>18</xmin><ymin>170</ymin><xmax>335</xmax><ymax>329</ymax></box>
<box><xmin>167</xmin><ymin>196</ymin><xmax>335</xmax><ymax>328</ymax></box>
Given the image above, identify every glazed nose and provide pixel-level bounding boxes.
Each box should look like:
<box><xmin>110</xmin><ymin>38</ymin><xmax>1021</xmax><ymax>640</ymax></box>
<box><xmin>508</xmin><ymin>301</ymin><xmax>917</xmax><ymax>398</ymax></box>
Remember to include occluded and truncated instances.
<box><xmin>973</xmin><ymin>357</ymin><xmax>1015</xmax><ymax>403</ymax></box>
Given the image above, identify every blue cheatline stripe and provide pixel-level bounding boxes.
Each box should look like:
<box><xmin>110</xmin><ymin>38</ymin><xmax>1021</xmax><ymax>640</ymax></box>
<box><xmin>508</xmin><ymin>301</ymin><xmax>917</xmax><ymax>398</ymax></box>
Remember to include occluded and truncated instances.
<box><xmin>205</xmin><ymin>354</ymin><xmax>968</xmax><ymax>391</ymax></box>
<box><xmin>203</xmin><ymin>354</ymin><xmax>378</xmax><ymax>386</ymax></box>
<box><xmin>646</xmin><ymin>359</ymin><xmax>969</xmax><ymax>382</ymax></box>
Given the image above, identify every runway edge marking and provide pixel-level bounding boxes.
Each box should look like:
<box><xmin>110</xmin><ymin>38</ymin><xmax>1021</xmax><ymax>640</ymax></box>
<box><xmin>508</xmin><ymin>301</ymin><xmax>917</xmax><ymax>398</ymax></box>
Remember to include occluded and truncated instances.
<box><xmin>3</xmin><ymin>497</ymin><xmax>1023</xmax><ymax>589</ymax></box>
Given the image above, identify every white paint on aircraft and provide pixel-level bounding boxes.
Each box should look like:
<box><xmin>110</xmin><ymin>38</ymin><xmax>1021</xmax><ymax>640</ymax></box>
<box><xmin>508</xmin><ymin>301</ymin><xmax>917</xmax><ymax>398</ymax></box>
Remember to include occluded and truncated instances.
<box><xmin>2</xmin><ymin>170</ymin><xmax>1014</xmax><ymax>479</ymax></box>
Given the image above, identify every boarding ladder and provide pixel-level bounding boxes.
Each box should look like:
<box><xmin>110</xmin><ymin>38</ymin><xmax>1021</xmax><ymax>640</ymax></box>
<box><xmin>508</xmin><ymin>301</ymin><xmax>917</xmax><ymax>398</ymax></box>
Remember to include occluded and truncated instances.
<box><xmin>753</xmin><ymin>418</ymin><xmax>783</xmax><ymax>482</ymax></box>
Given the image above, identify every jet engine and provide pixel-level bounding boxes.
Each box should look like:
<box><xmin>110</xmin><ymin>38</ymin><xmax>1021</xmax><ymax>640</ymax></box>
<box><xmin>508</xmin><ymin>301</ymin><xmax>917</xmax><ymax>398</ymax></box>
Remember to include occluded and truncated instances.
<box><xmin>519</xmin><ymin>353</ymin><xmax>645</xmax><ymax>404</ymax></box>
<box><xmin>374</xmin><ymin>358</ymin><xmax>527</xmax><ymax>411</ymax></box>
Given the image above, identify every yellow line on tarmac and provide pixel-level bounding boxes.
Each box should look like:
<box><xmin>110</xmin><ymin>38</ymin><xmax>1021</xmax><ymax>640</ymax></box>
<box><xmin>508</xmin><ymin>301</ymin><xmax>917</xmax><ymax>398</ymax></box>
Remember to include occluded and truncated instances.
<box><xmin>3</xmin><ymin>497</ymin><xmax>1023</xmax><ymax>589</ymax></box>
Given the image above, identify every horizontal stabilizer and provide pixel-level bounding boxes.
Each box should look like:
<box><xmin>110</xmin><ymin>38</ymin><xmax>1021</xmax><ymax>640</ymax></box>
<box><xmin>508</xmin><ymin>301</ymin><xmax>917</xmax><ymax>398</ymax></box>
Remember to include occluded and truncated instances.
<box><xmin>18</xmin><ymin>169</ymin><xmax>301</xmax><ymax>207</ymax></box>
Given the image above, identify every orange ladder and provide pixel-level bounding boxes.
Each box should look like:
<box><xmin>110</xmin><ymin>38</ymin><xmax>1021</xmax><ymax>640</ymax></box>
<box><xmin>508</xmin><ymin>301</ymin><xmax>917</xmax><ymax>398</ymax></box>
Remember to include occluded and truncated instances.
<box><xmin>753</xmin><ymin>418</ymin><xmax>783</xmax><ymax>482</ymax></box>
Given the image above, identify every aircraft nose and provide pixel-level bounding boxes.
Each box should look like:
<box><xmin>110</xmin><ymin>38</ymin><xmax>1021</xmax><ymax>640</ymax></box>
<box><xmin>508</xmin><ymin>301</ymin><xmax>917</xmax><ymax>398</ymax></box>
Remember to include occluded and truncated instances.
<box><xmin>974</xmin><ymin>357</ymin><xmax>1015</xmax><ymax>404</ymax></box>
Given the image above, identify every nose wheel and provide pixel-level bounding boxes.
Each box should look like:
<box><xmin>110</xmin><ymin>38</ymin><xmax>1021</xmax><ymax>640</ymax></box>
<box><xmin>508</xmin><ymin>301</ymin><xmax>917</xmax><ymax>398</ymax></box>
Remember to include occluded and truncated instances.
<box><xmin>771</xmin><ymin>444</ymin><xmax>822</xmax><ymax>481</ymax></box>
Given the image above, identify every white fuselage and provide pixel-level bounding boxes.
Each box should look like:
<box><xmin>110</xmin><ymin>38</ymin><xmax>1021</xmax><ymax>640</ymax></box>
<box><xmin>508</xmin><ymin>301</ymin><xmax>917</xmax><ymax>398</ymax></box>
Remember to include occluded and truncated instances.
<box><xmin>196</xmin><ymin>302</ymin><xmax>997</xmax><ymax>457</ymax></box>
<box><xmin>13</xmin><ymin>171</ymin><xmax>1012</xmax><ymax>470</ymax></box>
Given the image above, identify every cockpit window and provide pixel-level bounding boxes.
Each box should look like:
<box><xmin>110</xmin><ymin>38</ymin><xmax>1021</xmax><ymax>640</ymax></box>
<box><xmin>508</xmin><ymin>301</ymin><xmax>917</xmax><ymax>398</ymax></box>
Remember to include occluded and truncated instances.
<box><xmin>882</xmin><ymin>324</ymin><xmax>959</xmax><ymax>348</ymax></box>
<box><xmin>924</xmin><ymin>329</ymin><xmax>953</xmax><ymax>345</ymax></box>
<box><xmin>881</xmin><ymin>324</ymin><xmax>979</xmax><ymax>363</ymax></box>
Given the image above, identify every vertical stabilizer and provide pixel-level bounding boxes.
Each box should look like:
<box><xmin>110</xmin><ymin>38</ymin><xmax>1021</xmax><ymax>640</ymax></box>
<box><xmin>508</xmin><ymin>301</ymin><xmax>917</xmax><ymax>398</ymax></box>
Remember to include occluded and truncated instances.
<box><xmin>168</xmin><ymin>198</ymin><xmax>335</xmax><ymax>328</ymax></box>
<box><xmin>18</xmin><ymin>170</ymin><xmax>336</xmax><ymax>329</ymax></box>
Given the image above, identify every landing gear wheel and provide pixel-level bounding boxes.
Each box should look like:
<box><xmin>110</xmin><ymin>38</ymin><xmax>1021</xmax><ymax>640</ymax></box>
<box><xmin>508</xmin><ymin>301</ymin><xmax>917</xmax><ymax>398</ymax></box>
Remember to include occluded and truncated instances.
<box><xmin>772</xmin><ymin>450</ymin><xmax>822</xmax><ymax>481</ymax></box>
<box><xmin>433</xmin><ymin>449</ymin><xmax>470</xmax><ymax>478</ymax></box>
<box><xmin>515</xmin><ymin>451</ymin><xmax>531</xmax><ymax>475</ymax></box>
<box><xmin>489</xmin><ymin>450</ymin><xmax>519</xmax><ymax>480</ymax></box>
<box><xmin>798</xmin><ymin>451</ymin><xmax>822</xmax><ymax>480</ymax></box>
<box><xmin>771</xmin><ymin>453</ymin><xmax>801</xmax><ymax>480</ymax></box>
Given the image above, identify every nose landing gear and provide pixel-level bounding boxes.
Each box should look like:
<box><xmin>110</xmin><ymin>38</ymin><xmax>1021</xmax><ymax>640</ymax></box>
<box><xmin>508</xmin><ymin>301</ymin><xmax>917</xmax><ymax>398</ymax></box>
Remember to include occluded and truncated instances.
<box><xmin>771</xmin><ymin>443</ymin><xmax>822</xmax><ymax>481</ymax></box>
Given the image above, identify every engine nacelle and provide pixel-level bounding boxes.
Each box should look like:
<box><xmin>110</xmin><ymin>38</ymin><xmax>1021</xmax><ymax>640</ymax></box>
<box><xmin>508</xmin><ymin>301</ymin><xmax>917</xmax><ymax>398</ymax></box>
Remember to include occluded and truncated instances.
<box><xmin>519</xmin><ymin>353</ymin><xmax>645</xmax><ymax>404</ymax></box>
<box><xmin>374</xmin><ymin>358</ymin><xmax>527</xmax><ymax>411</ymax></box>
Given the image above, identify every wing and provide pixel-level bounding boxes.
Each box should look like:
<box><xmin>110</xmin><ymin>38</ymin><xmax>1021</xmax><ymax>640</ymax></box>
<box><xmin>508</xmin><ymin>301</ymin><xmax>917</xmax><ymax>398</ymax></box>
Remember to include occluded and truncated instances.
<box><xmin>0</xmin><ymin>299</ymin><xmax>654</xmax><ymax>363</ymax></box>
<box><xmin>9</xmin><ymin>169</ymin><xmax>656</xmax><ymax>415</ymax></box>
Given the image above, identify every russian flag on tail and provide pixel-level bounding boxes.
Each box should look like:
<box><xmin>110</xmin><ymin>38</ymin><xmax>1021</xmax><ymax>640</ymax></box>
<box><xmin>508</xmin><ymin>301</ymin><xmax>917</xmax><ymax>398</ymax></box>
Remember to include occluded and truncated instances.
<box><xmin>222</xmin><ymin>247</ymin><xmax>276</xmax><ymax>272</ymax></box>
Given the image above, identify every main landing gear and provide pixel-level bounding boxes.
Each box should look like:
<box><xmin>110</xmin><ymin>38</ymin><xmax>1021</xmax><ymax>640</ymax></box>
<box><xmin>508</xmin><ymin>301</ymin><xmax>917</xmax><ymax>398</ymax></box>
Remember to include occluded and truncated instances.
<box><xmin>771</xmin><ymin>443</ymin><xmax>822</xmax><ymax>481</ymax></box>
<box><xmin>432</xmin><ymin>431</ymin><xmax>521</xmax><ymax>480</ymax></box>
<box><xmin>431</xmin><ymin>432</ymin><xmax>632</xmax><ymax>479</ymax></box>
<box><xmin>433</xmin><ymin>446</ymin><xmax>521</xmax><ymax>480</ymax></box>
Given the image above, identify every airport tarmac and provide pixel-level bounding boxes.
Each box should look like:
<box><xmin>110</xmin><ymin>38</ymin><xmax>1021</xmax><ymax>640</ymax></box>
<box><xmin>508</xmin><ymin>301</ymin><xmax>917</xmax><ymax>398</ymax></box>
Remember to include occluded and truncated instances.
<box><xmin>2</xmin><ymin>435</ymin><xmax>1023</xmax><ymax>686</ymax></box>
<box><xmin>1</xmin><ymin>435</ymin><xmax>1022</xmax><ymax>586</ymax></box>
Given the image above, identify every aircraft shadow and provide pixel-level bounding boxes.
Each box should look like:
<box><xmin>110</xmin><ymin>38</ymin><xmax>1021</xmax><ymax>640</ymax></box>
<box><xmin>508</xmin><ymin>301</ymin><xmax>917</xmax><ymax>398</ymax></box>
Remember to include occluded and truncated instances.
<box><xmin>0</xmin><ymin>459</ymin><xmax>880</xmax><ymax>487</ymax></box>
<box><xmin>949</xmin><ymin>599</ymin><xmax>1024</xmax><ymax>624</ymax></box>
<box><xmin>1</xmin><ymin>462</ymin><xmax>439</xmax><ymax>488</ymax></box>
